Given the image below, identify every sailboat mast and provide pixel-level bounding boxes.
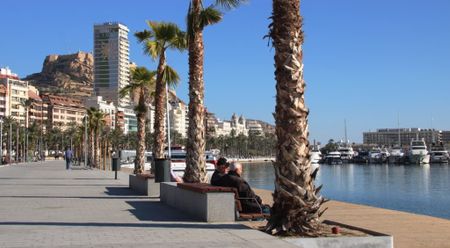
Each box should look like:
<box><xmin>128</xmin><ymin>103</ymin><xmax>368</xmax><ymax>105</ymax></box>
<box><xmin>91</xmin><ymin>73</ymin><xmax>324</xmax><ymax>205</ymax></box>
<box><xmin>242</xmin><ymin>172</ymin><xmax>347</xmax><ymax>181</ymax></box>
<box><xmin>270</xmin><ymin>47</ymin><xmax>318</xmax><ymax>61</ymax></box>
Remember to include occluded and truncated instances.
<box><xmin>397</xmin><ymin>113</ymin><xmax>401</xmax><ymax>147</ymax></box>
<box><xmin>344</xmin><ymin>119</ymin><xmax>348</xmax><ymax>145</ymax></box>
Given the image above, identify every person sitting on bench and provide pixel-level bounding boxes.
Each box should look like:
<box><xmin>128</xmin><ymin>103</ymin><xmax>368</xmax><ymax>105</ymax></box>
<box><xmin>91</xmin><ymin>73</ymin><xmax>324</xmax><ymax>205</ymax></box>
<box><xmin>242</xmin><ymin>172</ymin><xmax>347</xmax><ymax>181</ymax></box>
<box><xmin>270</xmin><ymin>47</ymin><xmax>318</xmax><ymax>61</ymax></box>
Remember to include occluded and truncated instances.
<box><xmin>228</xmin><ymin>162</ymin><xmax>270</xmax><ymax>214</ymax></box>
<box><xmin>211</xmin><ymin>157</ymin><xmax>231</xmax><ymax>186</ymax></box>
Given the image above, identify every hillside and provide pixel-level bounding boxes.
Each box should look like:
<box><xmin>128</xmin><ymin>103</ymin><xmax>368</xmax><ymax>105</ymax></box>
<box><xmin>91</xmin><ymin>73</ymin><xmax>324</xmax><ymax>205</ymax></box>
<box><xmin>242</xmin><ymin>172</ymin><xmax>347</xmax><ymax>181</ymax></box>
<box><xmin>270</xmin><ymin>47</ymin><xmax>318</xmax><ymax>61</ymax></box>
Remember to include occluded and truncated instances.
<box><xmin>24</xmin><ymin>51</ymin><xmax>93</xmax><ymax>98</ymax></box>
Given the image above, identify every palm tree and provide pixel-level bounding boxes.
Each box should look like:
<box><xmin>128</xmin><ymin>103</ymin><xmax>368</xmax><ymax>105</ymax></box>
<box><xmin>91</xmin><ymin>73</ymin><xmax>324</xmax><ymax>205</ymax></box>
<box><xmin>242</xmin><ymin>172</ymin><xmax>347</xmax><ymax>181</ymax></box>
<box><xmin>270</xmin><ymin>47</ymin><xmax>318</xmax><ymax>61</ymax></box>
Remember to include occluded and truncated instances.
<box><xmin>120</xmin><ymin>67</ymin><xmax>156</xmax><ymax>174</ymax></box>
<box><xmin>87</xmin><ymin>108</ymin><xmax>105</xmax><ymax>168</ymax></box>
<box><xmin>93</xmin><ymin>110</ymin><xmax>106</xmax><ymax>168</ymax></box>
<box><xmin>135</xmin><ymin>21</ymin><xmax>186</xmax><ymax>160</ymax></box>
<box><xmin>264</xmin><ymin>0</ymin><xmax>326</xmax><ymax>236</ymax></box>
<box><xmin>183</xmin><ymin>0</ymin><xmax>246</xmax><ymax>183</ymax></box>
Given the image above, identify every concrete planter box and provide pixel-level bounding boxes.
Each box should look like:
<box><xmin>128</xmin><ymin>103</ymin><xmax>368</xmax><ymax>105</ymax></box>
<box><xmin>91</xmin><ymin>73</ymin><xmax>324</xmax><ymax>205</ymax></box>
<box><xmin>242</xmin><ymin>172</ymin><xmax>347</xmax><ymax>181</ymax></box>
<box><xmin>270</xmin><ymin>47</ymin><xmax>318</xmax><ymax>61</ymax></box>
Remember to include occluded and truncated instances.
<box><xmin>129</xmin><ymin>174</ymin><xmax>160</xmax><ymax>197</ymax></box>
<box><xmin>160</xmin><ymin>182</ymin><xmax>235</xmax><ymax>222</ymax></box>
<box><xmin>284</xmin><ymin>220</ymin><xmax>393</xmax><ymax>248</ymax></box>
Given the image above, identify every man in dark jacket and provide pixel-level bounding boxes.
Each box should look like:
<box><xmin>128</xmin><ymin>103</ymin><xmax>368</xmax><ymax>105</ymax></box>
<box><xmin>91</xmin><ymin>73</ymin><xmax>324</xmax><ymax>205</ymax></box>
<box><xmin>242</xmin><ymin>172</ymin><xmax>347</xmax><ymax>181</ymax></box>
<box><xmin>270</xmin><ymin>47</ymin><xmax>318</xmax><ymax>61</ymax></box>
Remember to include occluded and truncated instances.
<box><xmin>211</xmin><ymin>157</ymin><xmax>231</xmax><ymax>186</ymax></box>
<box><xmin>227</xmin><ymin>162</ymin><xmax>268</xmax><ymax>213</ymax></box>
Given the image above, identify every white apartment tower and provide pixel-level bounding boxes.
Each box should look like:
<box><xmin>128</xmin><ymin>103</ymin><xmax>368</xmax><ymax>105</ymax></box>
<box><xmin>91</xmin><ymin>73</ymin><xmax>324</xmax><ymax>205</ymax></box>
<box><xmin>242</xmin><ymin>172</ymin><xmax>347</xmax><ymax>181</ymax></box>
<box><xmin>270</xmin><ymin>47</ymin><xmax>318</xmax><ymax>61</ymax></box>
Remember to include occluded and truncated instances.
<box><xmin>93</xmin><ymin>22</ymin><xmax>131</xmax><ymax>107</ymax></box>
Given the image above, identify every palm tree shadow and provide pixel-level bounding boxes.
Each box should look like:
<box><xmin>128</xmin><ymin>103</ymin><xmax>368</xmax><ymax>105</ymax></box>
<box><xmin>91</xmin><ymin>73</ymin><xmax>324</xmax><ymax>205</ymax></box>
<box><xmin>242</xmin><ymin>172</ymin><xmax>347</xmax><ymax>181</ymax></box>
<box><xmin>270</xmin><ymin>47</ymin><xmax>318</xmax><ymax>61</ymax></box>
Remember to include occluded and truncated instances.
<box><xmin>126</xmin><ymin>201</ymin><xmax>196</xmax><ymax>222</ymax></box>
<box><xmin>105</xmin><ymin>186</ymin><xmax>143</xmax><ymax>196</ymax></box>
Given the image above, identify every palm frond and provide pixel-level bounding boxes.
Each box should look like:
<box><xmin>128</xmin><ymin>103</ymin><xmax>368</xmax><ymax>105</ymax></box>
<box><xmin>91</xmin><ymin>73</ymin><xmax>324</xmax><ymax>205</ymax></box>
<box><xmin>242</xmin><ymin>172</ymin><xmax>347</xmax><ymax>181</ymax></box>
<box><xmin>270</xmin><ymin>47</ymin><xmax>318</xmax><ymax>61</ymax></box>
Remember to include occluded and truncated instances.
<box><xmin>168</xmin><ymin>30</ymin><xmax>188</xmax><ymax>51</ymax></box>
<box><xmin>186</xmin><ymin>2</ymin><xmax>195</xmax><ymax>39</ymax></box>
<box><xmin>143</xmin><ymin>40</ymin><xmax>161</xmax><ymax>59</ymax></box>
<box><xmin>215</xmin><ymin>0</ymin><xmax>247</xmax><ymax>10</ymax></box>
<box><xmin>162</xmin><ymin>65</ymin><xmax>180</xmax><ymax>88</ymax></box>
<box><xmin>200</xmin><ymin>6</ymin><xmax>222</xmax><ymax>28</ymax></box>
<box><xmin>135</xmin><ymin>30</ymin><xmax>153</xmax><ymax>43</ymax></box>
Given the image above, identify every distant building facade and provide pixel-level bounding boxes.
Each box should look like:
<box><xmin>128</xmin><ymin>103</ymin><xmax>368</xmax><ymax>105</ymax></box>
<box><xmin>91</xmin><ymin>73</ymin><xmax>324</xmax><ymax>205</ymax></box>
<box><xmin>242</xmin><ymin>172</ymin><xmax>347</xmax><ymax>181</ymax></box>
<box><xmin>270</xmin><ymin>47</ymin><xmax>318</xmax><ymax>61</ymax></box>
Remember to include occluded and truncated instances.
<box><xmin>363</xmin><ymin>128</ymin><xmax>442</xmax><ymax>147</ymax></box>
<box><xmin>441</xmin><ymin>131</ymin><xmax>450</xmax><ymax>145</ymax></box>
<box><xmin>27</xmin><ymin>86</ymin><xmax>48</xmax><ymax>130</ymax></box>
<box><xmin>85</xmin><ymin>96</ymin><xmax>116</xmax><ymax>129</ymax></box>
<box><xmin>43</xmin><ymin>95</ymin><xmax>86</xmax><ymax>130</ymax></box>
<box><xmin>247</xmin><ymin>120</ymin><xmax>264</xmax><ymax>136</ymax></box>
<box><xmin>0</xmin><ymin>75</ymin><xmax>28</xmax><ymax>126</ymax></box>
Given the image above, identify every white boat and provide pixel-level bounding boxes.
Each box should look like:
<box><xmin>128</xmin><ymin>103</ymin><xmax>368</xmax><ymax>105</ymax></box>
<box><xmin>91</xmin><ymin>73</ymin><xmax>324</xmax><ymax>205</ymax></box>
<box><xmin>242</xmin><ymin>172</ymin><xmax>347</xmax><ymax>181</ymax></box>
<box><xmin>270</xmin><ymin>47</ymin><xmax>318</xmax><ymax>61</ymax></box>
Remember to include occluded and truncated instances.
<box><xmin>170</xmin><ymin>149</ymin><xmax>216</xmax><ymax>179</ymax></box>
<box><xmin>369</xmin><ymin>147</ymin><xmax>389</xmax><ymax>164</ymax></box>
<box><xmin>429</xmin><ymin>145</ymin><xmax>449</xmax><ymax>164</ymax></box>
<box><xmin>388</xmin><ymin>146</ymin><xmax>405</xmax><ymax>164</ymax></box>
<box><xmin>310</xmin><ymin>146</ymin><xmax>322</xmax><ymax>164</ymax></box>
<box><xmin>408</xmin><ymin>138</ymin><xmax>430</xmax><ymax>164</ymax></box>
<box><xmin>324</xmin><ymin>151</ymin><xmax>342</xmax><ymax>165</ymax></box>
<box><xmin>337</xmin><ymin>146</ymin><xmax>355</xmax><ymax>162</ymax></box>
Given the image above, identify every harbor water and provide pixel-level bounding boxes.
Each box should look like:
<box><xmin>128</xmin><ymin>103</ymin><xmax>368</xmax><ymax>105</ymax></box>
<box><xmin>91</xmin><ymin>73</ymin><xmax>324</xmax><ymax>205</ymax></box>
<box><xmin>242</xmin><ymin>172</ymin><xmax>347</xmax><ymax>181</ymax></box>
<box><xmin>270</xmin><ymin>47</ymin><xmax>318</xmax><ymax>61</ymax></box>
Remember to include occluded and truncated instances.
<box><xmin>242</xmin><ymin>162</ymin><xmax>450</xmax><ymax>220</ymax></box>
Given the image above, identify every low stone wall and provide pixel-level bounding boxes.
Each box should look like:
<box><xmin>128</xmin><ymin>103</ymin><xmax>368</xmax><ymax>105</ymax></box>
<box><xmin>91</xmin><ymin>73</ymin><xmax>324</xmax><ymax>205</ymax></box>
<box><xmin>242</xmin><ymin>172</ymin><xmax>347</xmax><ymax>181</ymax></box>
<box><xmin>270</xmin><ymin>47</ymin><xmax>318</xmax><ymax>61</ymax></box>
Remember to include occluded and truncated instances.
<box><xmin>129</xmin><ymin>174</ymin><xmax>159</xmax><ymax>197</ymax></box>
<box><xmin>160</xmin><ymin>182</ymin><xmax>235</xmax><ymax>222</ymax></box>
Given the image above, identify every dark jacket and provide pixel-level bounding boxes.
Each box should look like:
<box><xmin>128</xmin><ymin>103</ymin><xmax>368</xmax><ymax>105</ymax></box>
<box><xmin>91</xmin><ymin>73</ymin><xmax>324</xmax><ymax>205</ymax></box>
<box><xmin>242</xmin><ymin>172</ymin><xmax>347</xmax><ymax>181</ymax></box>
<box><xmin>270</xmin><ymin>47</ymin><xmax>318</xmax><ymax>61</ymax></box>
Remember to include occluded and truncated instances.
<box><xmin>226</xmin><ymin>171</ymin><xmax>263</xmax><ymax>213</ymax></box>
<box><xmin>211</xmin><ymin>170</ymin><xmax>235</xmax><ymax>187</ymax></box>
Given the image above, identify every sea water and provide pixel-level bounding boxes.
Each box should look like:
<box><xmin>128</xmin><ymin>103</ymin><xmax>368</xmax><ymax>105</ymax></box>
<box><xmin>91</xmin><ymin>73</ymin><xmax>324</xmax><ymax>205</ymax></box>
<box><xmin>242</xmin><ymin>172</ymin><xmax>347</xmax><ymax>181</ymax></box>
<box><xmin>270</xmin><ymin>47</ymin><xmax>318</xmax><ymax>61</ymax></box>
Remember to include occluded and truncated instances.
<box><xmin>242</xmin><ymin>162</ymin><xmax>450</xmax><ymax>220</ymax></box>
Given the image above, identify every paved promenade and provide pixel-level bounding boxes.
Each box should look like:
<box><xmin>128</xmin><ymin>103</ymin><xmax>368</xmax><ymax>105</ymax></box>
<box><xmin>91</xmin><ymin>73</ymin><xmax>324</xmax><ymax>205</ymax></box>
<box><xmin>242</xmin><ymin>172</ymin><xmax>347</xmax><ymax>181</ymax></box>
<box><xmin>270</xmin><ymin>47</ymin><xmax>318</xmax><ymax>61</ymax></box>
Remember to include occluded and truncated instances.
<box><xmin>0</xmin><ymin>161</ymin><xmax>295</xmax><ymax>248</ymax></box>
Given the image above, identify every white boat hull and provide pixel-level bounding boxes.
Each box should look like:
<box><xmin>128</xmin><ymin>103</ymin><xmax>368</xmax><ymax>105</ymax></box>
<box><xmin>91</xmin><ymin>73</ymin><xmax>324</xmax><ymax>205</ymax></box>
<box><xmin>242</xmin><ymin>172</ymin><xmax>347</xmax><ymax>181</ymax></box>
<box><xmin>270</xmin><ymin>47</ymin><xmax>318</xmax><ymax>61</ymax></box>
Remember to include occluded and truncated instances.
<box><xmin>409</xmin><ymin>154</ymin><xmax>430</xmax><ymax>164</ymax></box>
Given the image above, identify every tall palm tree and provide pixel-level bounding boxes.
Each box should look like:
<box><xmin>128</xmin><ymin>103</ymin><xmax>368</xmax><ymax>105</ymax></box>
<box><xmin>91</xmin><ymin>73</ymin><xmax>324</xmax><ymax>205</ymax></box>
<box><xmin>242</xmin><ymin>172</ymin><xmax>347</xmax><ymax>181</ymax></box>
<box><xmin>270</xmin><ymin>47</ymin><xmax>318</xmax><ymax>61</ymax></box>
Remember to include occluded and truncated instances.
<box><xmin>183</xmin><ymin>0</ymin><xmax>246</xmax><ymax>183</ymax></box>
<box><xmin>264</xmin><ymin>0</ymin><xmax>326</xmax><ymax>236</ymax></box>
<box><xmin>120</xmin><ymin>67</ymin><xmax>156</xmax><ymax>174</ymax></box>
<box><xmin>135</xmin><ymin>21</ymin><xmax>186</xmax><ymax>160</ymax></box>
<box><xmin>87</xmin><ymin>107</ymin><xmax>105</xmax><ymax>168</ymax></box>
<box><xmin>93</xmin><ymin>110</ymin><xmax>106</xmax><ymax>168</ymax></box>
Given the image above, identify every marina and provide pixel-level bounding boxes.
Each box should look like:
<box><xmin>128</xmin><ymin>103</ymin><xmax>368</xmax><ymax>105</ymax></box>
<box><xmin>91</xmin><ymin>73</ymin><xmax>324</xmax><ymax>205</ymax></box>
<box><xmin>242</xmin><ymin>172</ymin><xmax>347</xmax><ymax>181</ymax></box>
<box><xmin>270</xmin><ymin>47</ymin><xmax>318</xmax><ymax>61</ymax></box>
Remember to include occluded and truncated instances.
<box><xmin>243</xmin><ymin>161</ymin><xmax>450</xmax><ymax>220</ymax></box>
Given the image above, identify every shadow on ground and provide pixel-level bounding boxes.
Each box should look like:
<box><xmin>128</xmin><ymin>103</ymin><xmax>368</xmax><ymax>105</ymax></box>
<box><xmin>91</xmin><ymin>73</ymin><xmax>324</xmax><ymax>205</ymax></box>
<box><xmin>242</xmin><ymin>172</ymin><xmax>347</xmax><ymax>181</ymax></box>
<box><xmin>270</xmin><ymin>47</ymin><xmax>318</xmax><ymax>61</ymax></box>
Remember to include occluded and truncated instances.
<box><xmin>105</xmin><ymin>186</ymin><xmax>148</xmax><ymax>197</ymax></box>
<box><xmin>126</xmin><ymin>201</ymin><xmax>196</xmax><ymax>222</ymax></box>
<box><xmin>0</xmin><ymin>221</ymin><xmax>249</xmax><ymax>230</ymax></box>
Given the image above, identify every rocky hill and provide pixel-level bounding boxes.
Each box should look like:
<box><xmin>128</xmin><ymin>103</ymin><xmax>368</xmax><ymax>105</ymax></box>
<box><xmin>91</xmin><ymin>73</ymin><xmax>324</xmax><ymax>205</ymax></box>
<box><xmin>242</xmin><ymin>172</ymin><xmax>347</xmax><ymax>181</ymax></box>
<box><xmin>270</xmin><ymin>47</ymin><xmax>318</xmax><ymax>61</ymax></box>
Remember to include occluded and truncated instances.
<box><xmin>24</xmin><ymin>52</ymin><xmax>93</xmax><ymax>98</ymax></box>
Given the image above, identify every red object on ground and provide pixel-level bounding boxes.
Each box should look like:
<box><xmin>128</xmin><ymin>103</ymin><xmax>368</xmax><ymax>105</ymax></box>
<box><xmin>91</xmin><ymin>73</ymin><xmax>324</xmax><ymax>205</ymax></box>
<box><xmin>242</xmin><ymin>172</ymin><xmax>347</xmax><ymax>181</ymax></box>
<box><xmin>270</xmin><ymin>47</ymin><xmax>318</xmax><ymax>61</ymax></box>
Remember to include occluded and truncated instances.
<box><xmin>332</xmin><ymin>226</ymin><xmax>340</xmax><ymax>234</ymax></box>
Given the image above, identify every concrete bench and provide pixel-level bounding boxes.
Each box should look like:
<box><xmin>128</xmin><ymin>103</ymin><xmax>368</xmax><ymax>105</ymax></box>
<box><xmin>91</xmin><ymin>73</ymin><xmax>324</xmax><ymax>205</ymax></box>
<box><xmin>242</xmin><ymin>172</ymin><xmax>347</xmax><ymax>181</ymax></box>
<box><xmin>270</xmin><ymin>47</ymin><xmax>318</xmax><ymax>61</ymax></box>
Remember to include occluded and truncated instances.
<box><xmin>160</xmin><ymin>182</ymin><xmax>236</xmax><ymax>222</ymax></box>
<box><xmin>129</xmin><ymin>174</ymin><xmax>160</xmax><ymax>197</ymax></box>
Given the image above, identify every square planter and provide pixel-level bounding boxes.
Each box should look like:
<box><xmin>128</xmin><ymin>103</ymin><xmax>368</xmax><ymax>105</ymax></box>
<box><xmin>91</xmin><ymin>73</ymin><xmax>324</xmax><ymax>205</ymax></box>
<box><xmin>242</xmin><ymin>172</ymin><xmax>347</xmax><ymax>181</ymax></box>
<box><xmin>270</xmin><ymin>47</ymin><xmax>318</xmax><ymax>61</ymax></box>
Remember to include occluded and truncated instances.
<box><xmin>284</xmin><ymin>220</ymin><xmax>393</xmax><ymax>248</ymax></box>
<box><xmin>129</xmin><ymin>174</ymin><xmax>160</xmax><ymax>197</ymax></box>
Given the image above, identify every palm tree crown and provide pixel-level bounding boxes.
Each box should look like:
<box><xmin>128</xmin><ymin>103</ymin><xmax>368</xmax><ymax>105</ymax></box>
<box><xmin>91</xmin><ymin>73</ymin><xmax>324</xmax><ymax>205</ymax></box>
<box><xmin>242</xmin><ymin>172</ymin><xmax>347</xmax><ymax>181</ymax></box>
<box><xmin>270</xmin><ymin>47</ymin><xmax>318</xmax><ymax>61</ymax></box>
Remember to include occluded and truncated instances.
<box><xmin>135</xmin><ymin>21</ymin><xmax>186</xmax><ymax>160</ymax></box>
<box><xmin>120</xmin><ymin>67</ymin><xmax>156</xmax><ymax>174</ymax></box>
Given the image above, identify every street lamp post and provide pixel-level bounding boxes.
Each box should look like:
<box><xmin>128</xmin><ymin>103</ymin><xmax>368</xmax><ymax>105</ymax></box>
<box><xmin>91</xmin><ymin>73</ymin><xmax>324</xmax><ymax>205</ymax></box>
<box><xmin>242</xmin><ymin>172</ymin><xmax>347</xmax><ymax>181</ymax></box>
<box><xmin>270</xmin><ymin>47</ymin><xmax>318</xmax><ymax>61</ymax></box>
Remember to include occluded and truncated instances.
<box><xmin>84</xmin><ymin>115</ymin><xmax>88</xmax><ymax>167</ymax></box>
<box><xmin>9</xmin><ymin>122</ymin><xmax>12</xmax><ymax>165</ymax></box>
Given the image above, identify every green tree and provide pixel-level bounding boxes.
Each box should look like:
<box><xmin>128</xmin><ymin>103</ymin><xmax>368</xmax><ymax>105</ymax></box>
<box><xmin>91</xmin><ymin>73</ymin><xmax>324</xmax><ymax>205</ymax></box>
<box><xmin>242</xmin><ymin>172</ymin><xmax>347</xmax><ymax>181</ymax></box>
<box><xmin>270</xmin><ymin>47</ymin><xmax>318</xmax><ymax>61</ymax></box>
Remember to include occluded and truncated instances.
<box><xmin>265</xmin><ymin>0</ymin><xmax>326</xmax><ymax>236</ymax></box>
<box><xmin>135</xmin><ymin>21</ymin><xmax>186</xmax><ymax>160</ymax></box>
<box><xmin>87</xmin><ymin>108</ymin><xmax>105</xmax><ymax>168</ymax></box>
<box><xmin>120</xmin><ymin>67</ymin><xmax>156</xmax><ymax>174</ymax></box>
<box><xmin>184</xmin><ymin>0</ymin><xmax>247</xmax><ymax>183</ymax></box>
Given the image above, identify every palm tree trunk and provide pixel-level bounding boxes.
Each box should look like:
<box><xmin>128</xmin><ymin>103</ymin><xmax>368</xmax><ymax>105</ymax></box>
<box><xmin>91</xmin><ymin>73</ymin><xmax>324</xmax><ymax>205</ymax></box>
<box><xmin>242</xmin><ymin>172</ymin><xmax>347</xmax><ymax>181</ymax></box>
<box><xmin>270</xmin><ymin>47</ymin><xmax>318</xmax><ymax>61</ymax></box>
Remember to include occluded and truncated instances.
<box><xmin>95</xmin><ymin>130</ymin><xmax>100</xmax><ymax>168</ymax></box>
<box><xmin>135</xmin><ymin>91</ymin><xmax>146</xmax><ymax>174</ymax></box>
<box><xmin>152</xmin><ymin>52</ymin><xmax>167</xmax><ymax>159</ymax></box>
<box><xmin>89</xmin><ymin>129</ymin><xmax>95</xmax><ymax>167</ymax></box>
<box><xmin>265</xmin><ymin>0</ymin><xmax>326</xmax><ymax>236</ymax></box>
<box><xmin>184</xmin><ymin>0</ymin><xmax>207</xmax><ymax>183</ymax></box>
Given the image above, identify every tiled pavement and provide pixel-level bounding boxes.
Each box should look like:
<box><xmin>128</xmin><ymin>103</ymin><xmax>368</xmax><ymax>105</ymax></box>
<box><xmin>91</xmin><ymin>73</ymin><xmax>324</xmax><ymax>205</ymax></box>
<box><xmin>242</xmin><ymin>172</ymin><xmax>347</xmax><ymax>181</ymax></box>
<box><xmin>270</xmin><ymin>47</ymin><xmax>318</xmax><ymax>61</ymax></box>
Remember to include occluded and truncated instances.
<box><xmin>0</xmin><ymin>161</ymin><xmax>296</xmax><ymax>248</ymax></box>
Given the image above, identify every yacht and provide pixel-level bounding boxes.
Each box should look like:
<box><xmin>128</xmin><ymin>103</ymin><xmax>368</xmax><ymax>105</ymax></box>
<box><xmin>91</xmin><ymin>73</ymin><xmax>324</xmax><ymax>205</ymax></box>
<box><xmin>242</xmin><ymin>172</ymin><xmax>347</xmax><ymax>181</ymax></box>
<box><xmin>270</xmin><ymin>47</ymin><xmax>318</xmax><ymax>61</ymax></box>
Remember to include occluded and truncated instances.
<box><xmin>369</xmin><ymin>147</ymin><xmax>389</xmax><ymax>164</ymax></box>
<box><xmin>337</xmin><ymin>145</ymin><xmax>355</xmax><ymax>163</ymax></box>
<box><xmin>352</xmin><ymin>150</ymin><xmax>369</xmax><ymax>164</ymax></box>
<box><xmin>429</xmin><ymin>144</ymin><xmax>449</xmax><ymax>164</ymax></box>
<box><xmin>388</xmin><ymin>146</ymin><xmax>405</xmax><ymax>164</ymax></box>
<box><xmin>407</xmin><ymin>138</ymin><xmax>430</xmax><ymax>164</ymax></box>
<box><xmin>310</xmin><ymin>145</ymin><xmax>322</xmax><ymax>164</ymax></box>
<box><xmin>310</xmin><ymin>145</ymin><xmax>322</xmax><ymax>171</ymax></box>
<box><xmin>323</xmin><ymin>151</ymin><xmax>342</xmax><ymax>165</ymax></box>
<box><xmin>170</xmin><ymin>149</ymin><xmax>217</xmax><ymax>178</ymax></box>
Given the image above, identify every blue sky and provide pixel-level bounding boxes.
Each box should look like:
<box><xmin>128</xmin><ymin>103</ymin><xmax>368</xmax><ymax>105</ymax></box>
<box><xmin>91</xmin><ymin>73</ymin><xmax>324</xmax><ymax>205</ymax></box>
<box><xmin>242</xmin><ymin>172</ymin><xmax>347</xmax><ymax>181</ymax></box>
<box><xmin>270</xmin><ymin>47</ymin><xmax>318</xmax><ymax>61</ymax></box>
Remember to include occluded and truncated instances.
<box><xmin>1</xmin><ymin>0</ymin><xmax>450</xmax><ymax>144</ymax></box>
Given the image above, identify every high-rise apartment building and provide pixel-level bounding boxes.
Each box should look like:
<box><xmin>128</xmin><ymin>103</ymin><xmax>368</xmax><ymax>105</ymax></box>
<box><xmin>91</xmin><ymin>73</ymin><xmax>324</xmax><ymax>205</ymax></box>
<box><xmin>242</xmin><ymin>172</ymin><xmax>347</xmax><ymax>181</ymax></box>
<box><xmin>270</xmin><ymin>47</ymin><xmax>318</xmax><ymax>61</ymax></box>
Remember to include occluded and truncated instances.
<box><xmin>93</xmin><ymin>22</ymin><xmax>130</xmax><ymax>107</ymax></box>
